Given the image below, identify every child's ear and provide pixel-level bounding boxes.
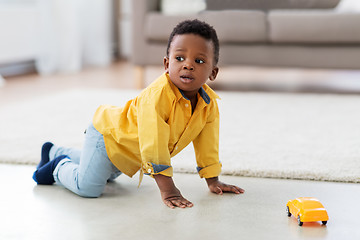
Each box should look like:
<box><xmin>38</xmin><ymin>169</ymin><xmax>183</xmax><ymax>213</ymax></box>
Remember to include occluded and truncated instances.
<box><xmin>163</xmin><ymin>57</ymin><xmax>169</xmax><ymax>73</ymax></box>
<box><xmin>209</xmin><ymin>66</ymin><xmax>219</xmax><ymax>81</ymax></box>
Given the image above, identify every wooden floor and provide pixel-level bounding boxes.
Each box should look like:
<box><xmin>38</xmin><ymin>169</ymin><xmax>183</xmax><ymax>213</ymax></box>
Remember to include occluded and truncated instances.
<box><xmin>1</xmin><ymin>60</ymin><xmax>360</xmax><ymax>106</ymax></box>
<box><xmin>2</xmin><ymin>164</ymin><xmax>360</xmax><ymax>240</ymax></box>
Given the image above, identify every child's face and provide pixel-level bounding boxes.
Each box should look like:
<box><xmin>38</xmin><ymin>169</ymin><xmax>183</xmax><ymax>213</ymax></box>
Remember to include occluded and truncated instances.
<box><xmin>164</xmin><ymin>34</ymin><xmax>219</xmax><ymax>99</ymax></box>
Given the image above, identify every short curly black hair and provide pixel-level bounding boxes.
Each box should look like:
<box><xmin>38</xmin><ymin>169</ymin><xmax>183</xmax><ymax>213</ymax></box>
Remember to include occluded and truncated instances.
<box><xmin>166</xmin><ymin>19</ymin><xmax>219</xmax><ymax>65</ymax></box>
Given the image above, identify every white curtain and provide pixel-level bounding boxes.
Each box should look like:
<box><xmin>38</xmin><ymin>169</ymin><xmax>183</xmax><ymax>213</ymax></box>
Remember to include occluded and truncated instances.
<box><xmin>36</xmin><ymin>0</ymin><xmax>113</xmax><ymax>74</ymax></box>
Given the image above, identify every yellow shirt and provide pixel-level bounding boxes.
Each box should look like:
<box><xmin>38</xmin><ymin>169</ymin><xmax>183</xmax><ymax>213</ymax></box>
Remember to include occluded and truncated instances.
<box><xmin>93</xmin><ymin>73</ymin><xmax>222</xmax><ymax>179</ymax></box>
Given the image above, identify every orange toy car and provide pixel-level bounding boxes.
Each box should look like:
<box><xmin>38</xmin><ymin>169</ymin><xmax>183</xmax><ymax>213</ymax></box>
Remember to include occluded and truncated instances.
<box><xmin>286</xmin><ymin>197</ymin><xmax>329</xmax><ymax>226</ymax></box>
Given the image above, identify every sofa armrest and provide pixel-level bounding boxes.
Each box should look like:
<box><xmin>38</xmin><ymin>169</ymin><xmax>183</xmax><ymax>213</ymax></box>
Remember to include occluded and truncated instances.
<box><xmin>131</xmin><ymin>0</ymin><xmax>159</xmax><ymax>65</ymax></box>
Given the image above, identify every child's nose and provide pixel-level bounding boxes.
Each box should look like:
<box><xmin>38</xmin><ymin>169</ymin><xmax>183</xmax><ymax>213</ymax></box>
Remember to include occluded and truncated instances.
<box><xmin>182</xmin><ymin>62</ymin><xmax>194</xmax><ymax>71</ymax></box>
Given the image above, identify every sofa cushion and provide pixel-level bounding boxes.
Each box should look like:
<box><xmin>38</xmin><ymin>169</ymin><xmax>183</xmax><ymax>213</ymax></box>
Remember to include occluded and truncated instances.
<box><xmin>145</xmin><ymin>10</ymin><xmax>267</xmax><ymax>43</ymax></box>
<box><xmin>161</xmin><ymin>0</ymin><xmax>206</xmax><ymax>15</ymax></box>
<box><xmin>206</xmin><ymin>0</ymin><xmax>340</xmax><ymax>10</ymax></box>
<box><xmin>269</xmin><ymin>11</ymin><xmax>360</xmax><ymax>44</ymax></box>
<box><xmin>201</xmin><ymin>10</ymin><xmax>267</xmax><ymax>43</ymax></box>
<box><xmin>144</xmin><ymin>13</ymin><xmax>200</xmax><ymax>42</ymax></box>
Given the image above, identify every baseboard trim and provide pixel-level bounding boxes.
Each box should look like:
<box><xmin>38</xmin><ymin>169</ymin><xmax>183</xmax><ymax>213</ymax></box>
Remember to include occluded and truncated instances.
<box><xmin>0</xmin><ymin>60</ymin><xmax>36</xmax><ymax>77</ymax></box>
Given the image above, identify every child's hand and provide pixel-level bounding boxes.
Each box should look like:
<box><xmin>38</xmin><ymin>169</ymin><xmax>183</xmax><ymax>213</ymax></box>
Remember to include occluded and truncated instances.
<box><xmin>154</xmin><ymin>174</ymin><xmax>193</xmax><ymax>209</ymax></box>
<box><xmin>206</xmin><ymin>177</ymin><xmax>245</xmax><ymax>195</ymax></box>
<box><xmin>160</xmin><ymin>188</ymin><xmax>194</xmax><ymax>209</ymax></box>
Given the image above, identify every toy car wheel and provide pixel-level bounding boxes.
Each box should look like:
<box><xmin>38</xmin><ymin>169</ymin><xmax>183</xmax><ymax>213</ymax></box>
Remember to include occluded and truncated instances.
<box><xmin>286</xmin><ymin>206</ymin><xmax>291</xmax><ymax>217</ymax></box>
<box><xmin>297</xmin><ymin>216</ymin><xmax>303</xmax><ymax>226</ymax></box>
<box><xmin>322</xmin><ymin>221</ymin><xmax>327</xmax><ymax>225</ymax></box>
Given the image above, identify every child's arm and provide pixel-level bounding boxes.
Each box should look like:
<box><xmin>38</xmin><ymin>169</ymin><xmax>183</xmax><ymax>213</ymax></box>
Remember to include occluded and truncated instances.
<box><xmin>154</xmin><ymin>174</ymin><xmax>194</xmax><ymax>209</ymax></box>
<box><xmin>206</xmin><ymin>177</ymin><xmax>245</xmax><ymax>195</ymax></box>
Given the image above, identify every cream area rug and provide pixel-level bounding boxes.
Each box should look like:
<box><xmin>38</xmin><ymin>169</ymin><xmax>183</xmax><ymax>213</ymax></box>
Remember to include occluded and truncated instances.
<box><xmin>1</xmin><ymin>88</ymin><xmax>359</xmax><ymax>183</ymax></box>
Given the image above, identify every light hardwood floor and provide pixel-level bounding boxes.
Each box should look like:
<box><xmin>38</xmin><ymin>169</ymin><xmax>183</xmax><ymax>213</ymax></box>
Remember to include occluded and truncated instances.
<box><xmin>1</xmin><ymin>60</ymin><xmax>360</xmax><ymax>106</ymax></box>
<box><xmin>1</xmin><ymin>164</ymin><xmax>360</xmax><ymax>240</ymax></box>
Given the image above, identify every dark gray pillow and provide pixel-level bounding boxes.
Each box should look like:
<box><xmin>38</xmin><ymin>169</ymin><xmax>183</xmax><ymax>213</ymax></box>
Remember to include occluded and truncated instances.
<box><xmin>206</xmin><ymin>0</ymin><xmax>341</xmax><ymax>10</ymax></box>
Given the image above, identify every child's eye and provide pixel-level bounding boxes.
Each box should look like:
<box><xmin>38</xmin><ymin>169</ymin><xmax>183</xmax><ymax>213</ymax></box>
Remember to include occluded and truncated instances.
<box><xmin>176</xmin><ymin>56</ymin><xmax>184</xmax><ymax>62</ymax></box>
<box><xmin>195</xmin><ymin>59</ymin><xmax>205</xmax><ymax>64</ymax></box>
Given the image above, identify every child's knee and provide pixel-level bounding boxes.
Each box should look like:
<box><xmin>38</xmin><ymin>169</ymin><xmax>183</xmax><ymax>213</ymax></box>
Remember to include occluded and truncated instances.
<box><xmin>80</xmin><ymin>192</ymin><xmax>102</xmax><ymax>198</ymax></box>
<box><xmin>78</xmin><ymin>189</ymin><xmax>102</xmax><ymax>198</ymax></box>
<box><xmin>76</xmin><ymin>183</ymin><xmax>104</xmax><ymax>198</ymax></box>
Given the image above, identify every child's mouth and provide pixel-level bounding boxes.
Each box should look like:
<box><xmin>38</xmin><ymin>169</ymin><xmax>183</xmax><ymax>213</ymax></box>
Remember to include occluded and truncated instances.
<box><xmin>180</xmin><ymin>75</ymin><xmax>194</xmax><ymax>83</ymax></box>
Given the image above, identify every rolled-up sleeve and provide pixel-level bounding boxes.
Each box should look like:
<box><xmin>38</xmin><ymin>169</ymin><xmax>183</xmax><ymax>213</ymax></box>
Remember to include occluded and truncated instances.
<box><xmin>193</xmin><ymin>100</ymin><xmax>222</xmax><ymax>178</ymax></box>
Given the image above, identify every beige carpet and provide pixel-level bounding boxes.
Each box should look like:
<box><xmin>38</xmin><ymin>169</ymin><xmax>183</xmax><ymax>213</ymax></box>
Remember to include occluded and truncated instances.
<box><xmin>1</xmin><ymin>89</ymin><xmax>359</xmax><ymax>183</ymax></box>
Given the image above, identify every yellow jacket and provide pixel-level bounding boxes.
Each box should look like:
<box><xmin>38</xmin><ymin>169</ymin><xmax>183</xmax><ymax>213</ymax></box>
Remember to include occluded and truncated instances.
<box><xmin>93</xmin><ymin>73</ymin><xmax>222</xmax><ymax>179</ymax></box>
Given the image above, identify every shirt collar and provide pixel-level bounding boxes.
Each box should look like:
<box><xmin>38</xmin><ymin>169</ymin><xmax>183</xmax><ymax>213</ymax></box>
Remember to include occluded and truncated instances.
<box><xmin>178</xmin><ymin>87</ymin><xmax>210</xmax><ymax>104</ymax></box>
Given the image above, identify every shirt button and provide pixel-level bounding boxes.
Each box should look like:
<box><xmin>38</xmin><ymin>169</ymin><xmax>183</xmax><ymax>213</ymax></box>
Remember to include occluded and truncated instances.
<box><xmin>185</xmin><ymin>103</ymin><xmax>189</xmax><ymax>107</ymax></box>
<box><xmin>147</xmin><ymin>169</ymin><xmax>152</xmax><ymax>173</ymax></box>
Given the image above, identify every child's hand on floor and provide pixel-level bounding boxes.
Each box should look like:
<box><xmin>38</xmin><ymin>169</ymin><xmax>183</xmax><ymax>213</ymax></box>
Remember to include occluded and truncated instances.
<box><xmin>160</xmin><ymin>187</ymin><xmax>194</xmax><ymax>209</ymax></box>
<box><xmin>154</xmin><ymin>174</ymin><xmax>193</xmax><ymax>209</ymax></box>
<box><xmin>206</xmin><ymin>177</ymin><xmax>245</xmax><ymax>195</ymax></box>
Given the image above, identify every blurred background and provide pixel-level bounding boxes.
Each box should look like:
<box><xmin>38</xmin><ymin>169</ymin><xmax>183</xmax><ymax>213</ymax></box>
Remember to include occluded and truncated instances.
<box><xmin>1</xmin><ymin>0</ymin><xmax>360</xmax><ymax>97</ymax></box>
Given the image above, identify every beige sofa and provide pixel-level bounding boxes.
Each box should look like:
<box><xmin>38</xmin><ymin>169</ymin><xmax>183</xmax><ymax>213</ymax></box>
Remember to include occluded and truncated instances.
<box><xmin>131</xmin><ymin>0</ymin><xmax>360</xmax><ymax>88</ymax></box>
